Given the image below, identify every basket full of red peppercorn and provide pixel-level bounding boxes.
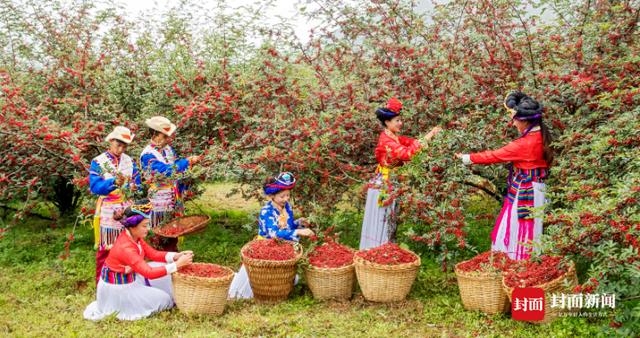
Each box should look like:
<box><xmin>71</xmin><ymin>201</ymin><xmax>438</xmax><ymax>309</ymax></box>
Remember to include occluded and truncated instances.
<box><xmin>154</xmin><ymin>214</ymin><xmax>210</xmax><ymax>238</ymax></box>
<box><xmin>305</xmin><ymin>241</ymin><xmax>356</xmax><ymax>301</ymax></box>
<box><xmin>172</xmin><ymin>263</ymin><xmax>234</xmax><ymax>315</ymax></box>
<box><xmin>454</xmin><ymin>251</ymin><xmax>516</xmax><ymax>314</ymax></box>
<box><xmin>354</xmin><ymin>243</ymin><xmax>421</xmax><ymax>302</ymax></box>
<box><xmin>502</xmin><ymin>256</ymin><xmax>578</xmax><ymax>323</ymax></box>
<box><xmin>240</xmin><ymin>238</ymin><xmax>303</xmax><ymax>302</ymax></box>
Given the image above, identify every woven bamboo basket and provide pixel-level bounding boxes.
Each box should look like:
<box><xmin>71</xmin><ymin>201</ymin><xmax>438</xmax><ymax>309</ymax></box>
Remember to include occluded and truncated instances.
<box><xmin>172</xmin><ymin>263</ymin><xmax>234</xmax><ymax>315</ymax></box>
<box><xmin>241</xmin><ymin>240</ymin><xmax>303</xmax><ymax>302</ymax></box>
<box><xmin>503</xmin><ymin>261</ymin><xmax>578</xmax><ymax>324</ymax></box>
<box><xmin>304</xmin><ymin>247</ymin><xmax>356</xmax><ymax>301</ymax></box>
<box><xmin>454</xmin><ymin>262</ymin><xmax>510</xmax><ymax>314</ymax></box>
<box><xmin>155</xmin><ymin>215</ymin><xmax>210</xmax><ymax>238</ymax></box>
<box><xmin>354</xmin><ymin>251</ymin><xmax>421</xmax><ymax>302</ymax></box>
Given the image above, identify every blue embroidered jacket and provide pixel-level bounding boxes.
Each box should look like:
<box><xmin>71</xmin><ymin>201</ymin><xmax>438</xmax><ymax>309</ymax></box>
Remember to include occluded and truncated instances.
<box><xmin>258</xmin><ymin>201</ymin><xmax>302</xmax><ymax>241</ymax></box>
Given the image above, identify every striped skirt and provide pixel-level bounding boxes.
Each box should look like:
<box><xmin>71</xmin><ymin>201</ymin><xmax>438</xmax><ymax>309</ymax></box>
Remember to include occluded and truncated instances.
<box><xmin>491</xmin><ymin>182</ymin><xmax>546</xmax><ymax>260</ymax></box>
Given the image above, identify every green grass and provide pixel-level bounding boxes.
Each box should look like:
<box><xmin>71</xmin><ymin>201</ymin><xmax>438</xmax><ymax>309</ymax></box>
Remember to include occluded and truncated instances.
<box><xmin>0</xmin><ymin>184</ymin><xmax>610</xmax><ymax>337</ymax></box>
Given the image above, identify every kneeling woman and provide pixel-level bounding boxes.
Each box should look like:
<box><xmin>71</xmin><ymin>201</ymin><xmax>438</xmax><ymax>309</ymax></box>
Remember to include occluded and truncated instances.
<box><xmin>84</xmin><ymin>202</ymin><xmax>193</xmax><ymax>321</ymax></box>
<box><xmin>228</xmin><ymin>172</ymin><xmax>315</xmax><ymax>299</ymax></box>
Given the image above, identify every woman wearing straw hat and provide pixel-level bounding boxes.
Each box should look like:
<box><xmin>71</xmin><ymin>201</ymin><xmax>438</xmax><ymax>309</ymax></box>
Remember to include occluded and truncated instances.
<box><xmin>359</xmin><ymin>97</ymin><xmax>441</xmax><ymax>250</ymax></box>
<box><xmin>455</xmin><ymin>91</ymin><xmax>553</xmax><ymax>260</ymax></box>
<box><xmin>140</xmin><ymin>116</ymin><xmax>203</xmax><ymax>250</ymax></box>
<box><xmin>83</xmin><ymin>202</ymin><xmax>194</xmax><ymax>321</ymax></box>
<box><xmin>89</xmin><ymin>126</ymin><xmax>141</xmax><ymax>284</ymax></box>
<box><xmin>228</xmin><ymin>172</ymin><xmax>314</xmax><ymax>299</ymax></box>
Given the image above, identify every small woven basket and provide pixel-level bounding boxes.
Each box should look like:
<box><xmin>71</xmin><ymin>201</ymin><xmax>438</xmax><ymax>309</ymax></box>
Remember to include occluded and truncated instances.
<box><xmin>503</xmin><ymin>261</ymin><xmax>578</xmax><ymax>324</ymax></box>
<box><xmin>304</xmin><ymin>247</ymin><xmax>356</xmax><ymax>301</ymax></box>
<box><xmin>454</xmin><ymin>262</ymin><xmax>510</xmax><ymax>314</ymax></box>
<box><xmin>241</xmin><ymin>240</ymin><xmax>303</xmax><ymax>302</ymax></box>
<box><xmin>172</xmin><ymin>263</ymin><xmax>234</xmax><ymax>315</ymax></box>
<box><xmin>354</xmin><ymin>251</ymin><xmax>421</xmax><ymax>303</ymax></box>
<box><xmin>155</xmin><ymin>215</ymin><xmax>210</xmax><ymax>238</ymax></box>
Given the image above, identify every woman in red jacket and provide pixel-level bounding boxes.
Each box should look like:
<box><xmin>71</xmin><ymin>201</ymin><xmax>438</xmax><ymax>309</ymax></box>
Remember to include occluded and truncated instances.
<box><xmin>84</xmin><ymin>202</ymin><xmax>193</xmax><ymax>321</ymax></box>
<box><xmin>359</xmin><ymin>97</ymin><xmax>441</xmax><ymax>249</ymax></box>
<box><xmin>456</xmin><ymin>91</ymin><xmax>553</xmax><ymax>260</ymax></box>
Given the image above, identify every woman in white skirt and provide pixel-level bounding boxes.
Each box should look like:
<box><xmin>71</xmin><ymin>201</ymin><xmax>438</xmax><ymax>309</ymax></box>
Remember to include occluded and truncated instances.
<box><xmin>456</xmin><ymin>91</ymin><xmax>553</xmax><ymax>260</ymax></box>
<box><xmin>84</xmin><ymin>204</ymin><xmax>194</xmax><ymax>321</ymax></box>
<box><xmin>228</xmin><ymin>172</ymin><xmax>314</xmax><ymax>299</ymax></box>
<box><xmin>359</xmin><ymin>97</ymin><xmax>441</xmax><ymax>250</ymax></box>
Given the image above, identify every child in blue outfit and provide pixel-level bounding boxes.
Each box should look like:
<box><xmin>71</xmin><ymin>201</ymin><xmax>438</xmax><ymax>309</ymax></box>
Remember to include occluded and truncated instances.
<box><xmin>228</xmin><ymin>172</ymin><xmax>314</xmax><ymax>299</ymax></box>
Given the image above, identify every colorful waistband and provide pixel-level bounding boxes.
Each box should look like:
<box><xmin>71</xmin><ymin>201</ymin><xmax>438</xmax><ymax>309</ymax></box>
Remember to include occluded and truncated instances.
<box><xmin>100</xmin><ymin>266</ymin><xmax>136</xmax><ymax>285</ymax></box>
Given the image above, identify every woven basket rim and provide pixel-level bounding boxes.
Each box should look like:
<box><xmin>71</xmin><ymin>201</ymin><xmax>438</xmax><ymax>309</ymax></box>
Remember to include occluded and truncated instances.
<box><xmin>353</xmin><ymin>251</ymin><xmax>421</xmax><ymax>270</ymax></box>
<box><xmin>155</xmin><ymin>214</ymin><xmax>211</xmax><ymax>238</ymax></box>
<box><xmin>305</xmin><ymin>261</ymin><xmax>355</xmax><ymax>273</ymax></box>
<box><xmin>174</xmin><ymin>263</ymin><xmax>235</xmax><ymax>283</ymax></box>
<box><xmin>241</xmin><ymin>239</ymin><xmax>303</xmax><ymax>265</ymax></box>
<box><xmin>502</xmin><ymin>260</ymin><xmax>576</xmax><ymax>292</ymax></box>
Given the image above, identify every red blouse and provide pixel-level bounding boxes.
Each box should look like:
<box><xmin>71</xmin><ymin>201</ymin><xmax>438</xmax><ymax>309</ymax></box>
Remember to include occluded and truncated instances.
<box><xmin>104</xmin><ymin>231</ymin><xmax>172</xmax><ymax>279</ymax></box>
<box><xmin>374</xmin><ymin>131</ymin><xmax>421</xmax><ymax>168</ymax></box>
<box><xmin>470</xmin><ymin>131</ymin><xmax>548</xmax><ymax>169</ymax></box>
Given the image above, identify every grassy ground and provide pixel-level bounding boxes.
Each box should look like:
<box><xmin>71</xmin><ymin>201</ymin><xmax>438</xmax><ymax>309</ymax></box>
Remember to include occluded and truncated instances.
<box><xmin>0</xmin><ymin>184</ymin><xmax>610</xmax><ymax>337</ymax></box>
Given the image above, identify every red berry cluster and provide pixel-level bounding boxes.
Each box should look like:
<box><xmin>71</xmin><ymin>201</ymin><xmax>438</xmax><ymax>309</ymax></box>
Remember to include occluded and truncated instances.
<box><xmin>503</xmin><ymin>256</ymin><xmax>569</xmax><ymax>288</ymax></box>
<box><xmin>179</xmin><ymin>263</ymin><xmax>230</xmax><ymax>278</ymax></box>
<box><xmin>244</xmin><ymin>238</ymin><xmax>296</xmax><ymax>261</ymax></box>
<box><xmin>456</xmin><ymin>251</ymin><xmax>515</xmax><ymax>273</ymax></box>
<box><xmin>356</xmin><ymin>243</ymin><xmax>418</xmax><ymax>265</ymax></box>
<box><xmin>308</xmin><ymin>241</ymin><xmax>354</xmax><ymax>268</ymax></box>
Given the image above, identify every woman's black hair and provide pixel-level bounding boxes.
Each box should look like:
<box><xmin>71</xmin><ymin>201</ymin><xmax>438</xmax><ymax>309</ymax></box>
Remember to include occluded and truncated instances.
<box><xmin>149</xmin><ymin>128</ymin><xmax>164</xmax><ymax>139</ymax></box>
<box><xmin>375</xmin><ymin>108</ymin><xmax>397</xmax><ymax>127</ymax></box>
<box><xmin>505</xmin><ymin>91</ymin><xmax>554</xmax><ymax>166</ymax></box>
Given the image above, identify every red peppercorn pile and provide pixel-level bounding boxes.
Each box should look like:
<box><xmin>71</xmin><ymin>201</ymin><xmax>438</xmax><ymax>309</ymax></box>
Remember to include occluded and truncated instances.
<box><xmin>155</xmin><ymin>224</ymin><xmax>190</xmax><ymax>237</ymax></box>
<box><xmin>243</xmin><ymin>239</ymin><xmax>296</xmax><ymax>261</ymax></box>
<box><xmin>503</xmin><ymin>255</ymin><xmax>569</xmax><ymax>288</ymax></box>
<box><xmin>178</xmin><ymin>263</ymin><xmax>230</xmax><ymax>278</ymax></box>
<box><xmin>308</xmin><ymin>242</ymin><xmax>354</xmax><ymax>268</ymax></box>
<box><xmin>356</xmin><ymin>243</ymin><xmax>418</xmax><ymax>265</ymax></box>
<box><xmin>456</xmin><ymin>251</ymin><xmax>516</xmax><ymax>273</ymax></box>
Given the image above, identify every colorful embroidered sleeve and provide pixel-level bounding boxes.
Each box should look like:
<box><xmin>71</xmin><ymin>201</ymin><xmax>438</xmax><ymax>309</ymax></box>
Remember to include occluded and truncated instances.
<box><xmin>89</xmin><ymin>160</ymin><xmax>116</xmax><ymax>196</ymax></box>
<box><xmin>258</xmin><ymin>204</ymin><xmax>299</xmax><ymax>241</ymax></box>
<box><xmin>469</xmin><ymin>137</ymin><xmax>531</xmax><ymax>165</ymax></box>
<box><xmin>140</xmin><ymin>154</ymin><xmax>190</xmax><ymax>177</ymax></box>
<box><xmin>131</xmin><ymin>161</ymin><xmax>141</xmax><ymax>186</ymax></box>
<box><xmin>120</xmin><ymin>245</ymin><xmax>171</xmax><ymax>279</ymax></box>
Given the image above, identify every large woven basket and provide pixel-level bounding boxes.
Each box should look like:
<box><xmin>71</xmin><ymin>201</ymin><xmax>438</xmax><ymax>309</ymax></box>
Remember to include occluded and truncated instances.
<box><xmin>241</xmin><ymin>240</ymin><xmax>303</xmax><ymax>302</ymax></box>
<box><xmin>172</xmin><ymin>263</ymin><xmax>234</xmax><ymax>315</ymax></box>
<box><xmin>155</xmin><ymin>215</ymin><xmax>210</xmax><ymax>238</ymax></box>
<box><xmin>454</xmin><ymin>262</ymin><xmax>510</xmax><ymax>314</ymax></box>
<box><xmin>305</xmin><ymin>254</ymin><xmax>356</xmax><ymax>301</ymax></box>
<box><xmin>354</xmin><ymin>251</ymin><xmax>421</xmax><ymax>302</ymax></box>
<box><xmin>503</xmin><ymin>261</ymin><xmax>578</xmax><ymax>324</ymax></box>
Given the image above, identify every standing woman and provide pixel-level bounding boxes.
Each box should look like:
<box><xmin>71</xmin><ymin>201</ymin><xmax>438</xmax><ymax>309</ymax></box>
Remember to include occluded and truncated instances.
<box><xmin>455</xmin><ymin>91</ymin><xmax>553</xmax><ymax>260</ymax></box>
<box><xmin>89</xmin><ymin>126</ymin><xmax>140</xmax><ymax>284</ymax></box>
<box><xmin>140</xmin><ymin>116</ymin><xmax>202</xmax><ymax>250</ymax></box>
<box><xmin>359</xmin><ymin>98</ymin><xmax>441</xmax><ymax>250</ymax></box>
